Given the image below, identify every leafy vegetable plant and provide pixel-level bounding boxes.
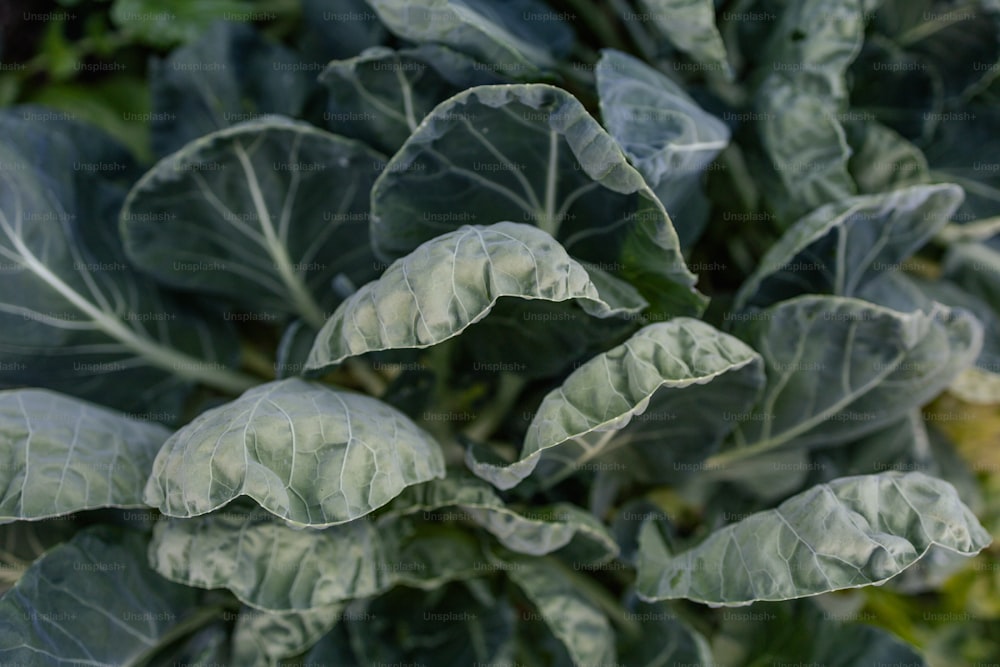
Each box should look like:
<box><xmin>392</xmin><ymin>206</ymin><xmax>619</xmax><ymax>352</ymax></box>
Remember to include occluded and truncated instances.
<box><xmin>2</xmin><ymin>0</ymin><xmax>1000</xmax><ymax>665</ymax></box>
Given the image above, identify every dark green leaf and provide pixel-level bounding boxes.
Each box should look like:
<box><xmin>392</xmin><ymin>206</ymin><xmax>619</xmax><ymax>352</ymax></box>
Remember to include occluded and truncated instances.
<box><xmin>0</xmin><ymin>526</ymin><xmax>207</xmax><ymax>665</ymax></box>
<box><xmin>122</xmin><ymin>117</ymin><xmax>382</xmax><ymax>327</ymax></box>
<box><xmin>320</xmin><ymin>44</ymin><xmax>503</xmax><ymax>154</ymax></box>
<box><xmin>368</xmin><ymin>84</ymin><xmax>705</xmax><ymax>316</ymax></box>
<box><xmin>365</xmin><ymin>0</ymin><xmax>574</xmax><ymax>75</ymax></box>
<box><xmin>149</xmin><ymin>22</ymin><xmax>316</xmax><ymax>158</ymax></box>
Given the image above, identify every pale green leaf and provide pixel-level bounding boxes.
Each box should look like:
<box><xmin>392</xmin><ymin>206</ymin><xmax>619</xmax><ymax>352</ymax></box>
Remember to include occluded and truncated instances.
<box><xmin>0</xmin><ymin>389</ymin><xmax>170</xmax><ymax>522</ymax></box>
<box><xmin>232</xmin><ymin>605</ymin><xmax>342</xmax><ymax>667</ymax></box>
<box><xmin>144</xmin><ymin>378</ymin><xmax>445</xmax><ymax>526</ymax></box>
<box><xmin>386</xmin><ymin>475</ymin><xmax>619</xmax><ymax>561</ymax></box>
<box><xmin>305</xmin><ymin>222</ymin><xmax>646</xmax><ymax>372</ymax></box>
<box><xmin>637</xmin><ymin>472</ymin><xmax>992</xmax><ymax>605</ymax></box>
<box><xmin>844</xmin><ymin>119</ymin><xmax>929</xmax><ymax>194</ymax></box>
<box><xmin>467</xmin><ymin>319</ymin><xmax>764</xmax><ymax>489</ymax></box>
<box><xmin>752</xmin><ymin>0</ymin><xmax>867</xmax><ymax>220</ymax></box>
<box><xmin>507</xmin><ymin>556</ymin><xmax>617</xmax><ymax>667</ymax></box>
<box><xmin>149</xmin><ymin>504</ymin><xmax>482</xmax><ymax>611</ymax></box>
<box><xmin>636</xmin><ymin>0</ymin><xmax>731</xmax><ymax>78</ymax></box>
<box><xmin>754</xmin><ymin>79</ymin><xmax>858</xmax><ymax>222</ymax></box>
<box><xmin>595</xmin><ymin>49</ymin><xmax>730</xmax><ymax>247</ymax></box>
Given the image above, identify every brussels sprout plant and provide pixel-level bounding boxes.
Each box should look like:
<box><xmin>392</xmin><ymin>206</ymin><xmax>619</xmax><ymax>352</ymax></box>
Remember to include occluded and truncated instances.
<box><xmin>1</xmin><ymin>0</ymin><xmax>999</xmax><ymax>665</ymax></box>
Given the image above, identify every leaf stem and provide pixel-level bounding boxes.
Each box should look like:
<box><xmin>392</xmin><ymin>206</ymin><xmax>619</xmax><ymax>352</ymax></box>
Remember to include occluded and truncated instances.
<box><xmin>896</xmin><ymin>3</ymin><xmax>979</xmax><ymax>47</ymax></box>
<box><xmin>394</xmin><ymin>68</ymin><xmax>419</xmax><ymax>131</ymax></box>
<box><xmin>233</xmin><ymin>142</ymin><xmax>328</xmax><ymax>330</ymax></box>
<box><xmin>0</xmin><ymin>217</ymin><xmax>258</xmax><ymax>394</ymax></box>
<box><xmin>462</xmin><ymin>373</ymin><xmax>528</xmax><ymax>442</ymax></box>
<box><xmin>538</xmin><ymin>130</ymin><xmax>562</xmax><ymax>236</ymax></box>
<box><xmin>239</xmin><ymin>342</ymin><xmax>277</xmax><ymax>380</ymax></box>
<box><xmin>609</xmin><ymin>0</ymin><xmax>658</xmax><ymax>61</ymax></box>
<box><xmin>344</xmin><ymin>357</ymin><xmax>389</xmax><ymax>396</ymax></box>
<box><xmin>0</xmin><ymin>550</ymin><xmax>28</xmax><ymax>585</ymax></box>
<box><xmin>132</xmin><ymin>603</ymin><xmax>231</xmax><ymax>667</ymax></box>
<box><xmin>560</xmin><ymin>0</ymin><xmax>630</xmax><ymax>52</ymax></box>
<box><xmin>550</xmin><ymin>557</ymin><xmax>642</xmax><ymax>636</ymax></box>
<box><xmin>539</xmin><ymin>427</ymin><xmax>624</xmax><ymax>489</ymax></box>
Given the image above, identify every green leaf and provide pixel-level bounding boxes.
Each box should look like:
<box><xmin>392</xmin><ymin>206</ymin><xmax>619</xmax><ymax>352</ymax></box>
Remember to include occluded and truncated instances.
<box><xmin>149</xmin><ymin>504</ymin><xmax>482</xmax><ymax>611</ymax></box>
<box><xmin>293</xmin><ymin>625</ymin><xmax>360</xmax><ymax>666</ymax></box>
<box><xmin>618</xmin><ymin>600</ymin><xmax>715</xmax><ymax>666</ymax></box>
<box><xmin>335</xmin><ymin>583</ymin><xmax>518</xmax><ymax>666</ymax></box>
<box><xmin>149</xmin><ymin>22</ymin><xmax>315</xmax><ymax>158</ymax></box>
<box><xmin>467</xmin><ymin>319</ymin><xmax>764</xmax><ymax>489</ymax></box>
<box><xmin>844</xmin><ymin>119</ymin><xmax>930</xmax><ymax>194</ymax></box>
<box><xmin>24</xmin><ymin>79</ymin><xmax>154</xmax><ymax>163</ymax></box>
<box><xmin>452</xmin><ymin>294</ymin><xmax>641</xmax><ymax>380</ymax></box>
<box><xmin>753</xmin><ymin>78</ymin><xmax>858</xmax><ymax>223</ymax></box>
<box><xmin>121</xmin><ymin>117</ymin><xmax>382</xmax><ymax>329</ymax></box>
<box><xmin>751</xmin><ymin>0</ymin><xmax>867</xmax><ymax>221</ymax></box>
<box><xmin>275</xmin><ymin>319</ymin><xmax>316</xmax><ymax>379</ymax></box>
<box><xmin>232</xmin><ymin>605</ymin><xmax>342</xmax><ymax>667</ymax></box>
<box><xmin>932</xmin><ymin>243</ymin><xmax>1000</xmax><ymax>403</ymax></box>
<box><xmin>368</xmin><ymin>83</ymin><xmax>705</xmax><ymax>317</ymax></box>
<box><xmin>506</xmin><ymin>556</ymin><xmax>617</xmax><ymax>667</ymax></box>
<box><xmin>941</xmin><ymin>242</ymin><xmax>1000</xmax><ymax>402</ymax></box>
<box><xmin>595</xmin><ymin>49</ymin><xmax>730</xmax><ymax>248</ymax></box>
<box><xmin>859</xmin><ymin>270</ymin><xmax>1000</xmax><ymax>404</ymax></box>
<box><xmin>299</xmin><ymin>0</ymin><xmax>387</xmax><ymax>62</ymax></box>
<box><xmin>365</xmin><ymin>0</ymin><xmax>575</xmax><ymax>75</ymax></box>
<box><xmin>0</xmin><ymin>117</ymin><xmax>254</xmax><ymax>412</ymax></box>
<box><xmin>712</xmin><ymin>296</ymin><xmax>982</xmax><ymax>466</ymax></box>
<box><xmin>735</xmin><ymin>183</ymin><xmax>964</xmax><ymax>310</ymax></box>
<box><xmin>111</xmin><ymin>0</ymin><xmax>258</xmax><ymax>47</ymax></box>
<box><xmin>926</xmin><ymin>106</ymin><xmax>1000</xmax><ymax>221</ymax></box>
<box><xmin>868</xmin><ymin>0</ymin><xmax>1000</xmax><ymax>102</ymax></box>
<box><xmin>635</xmin><ymin>0</ymin><xmax>731</xmax><ymax>79</ymax></box>
<box><xmin>944</xmin><ymin>242</ymin><xmax>1000</xmax><ymax>309</ymax></box>
<box><xmin>144</xmin><ymin>378</ymin><xmax>445</xmax><ymax>526</ymax></box>
<box><xmin>305</xmin><ymin>222</ymin><xmax>646</xmax><ymax>372</ymax></box>
<box><xmin>320</xmin><ymin>44</ymin><xmax>503</xmax><ymax>154</ymax></box>
<box><xmin>812</xmin><ymin>410</ymin><xmax>935</xmax><ymax>479</ymax></box>
<box><xmin>761</xmin><ymin>0</ymin><xmax>866</xmax><ymax>101</ymax></box>
<box><xmin>637</xmin><ymin>471</ymin><xmax>992</xmax><ymax>605</ymax></box>
<box><xmin>37</xmin><ymin>17</ymin><xmax>80</xmax><ymax>82</ymax></box>
<box><xmin>386</xmin><ymin>475</ymin><xmax>619</xmax><ymax>562</ymax></box>
<box><xmin>0</xmin><ymin>389</ymin><xmax>170</xmax><ymax>522</ymax></box>
<box><xmin>717</xmin><ymin>598</ymin><xmax>927</xmax><ymax>666</ymax></box>
<box><xmin>158</xmin><ymin>622</ymin><xmax>231</xmax><ymax>666</ymax></box>
<box><xmin>0</xmin><ymin>526</ymin><xmax>208</xmax><ymax>665</ymax></box>
<box><xmin>0</xmin><ymin>518</ymin><xmax>79</xmax><ymax>595</ymax></box>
